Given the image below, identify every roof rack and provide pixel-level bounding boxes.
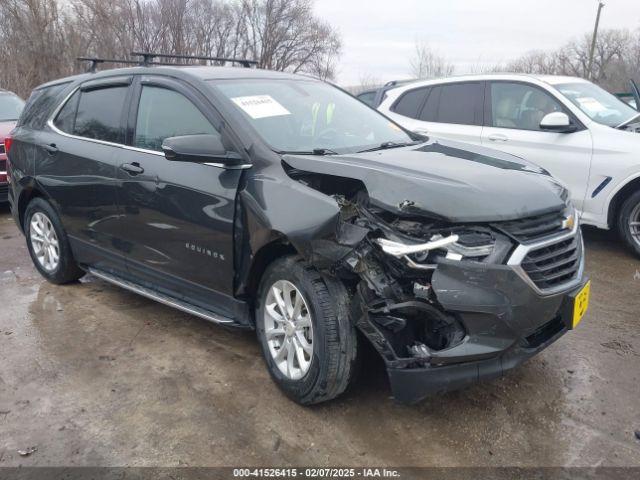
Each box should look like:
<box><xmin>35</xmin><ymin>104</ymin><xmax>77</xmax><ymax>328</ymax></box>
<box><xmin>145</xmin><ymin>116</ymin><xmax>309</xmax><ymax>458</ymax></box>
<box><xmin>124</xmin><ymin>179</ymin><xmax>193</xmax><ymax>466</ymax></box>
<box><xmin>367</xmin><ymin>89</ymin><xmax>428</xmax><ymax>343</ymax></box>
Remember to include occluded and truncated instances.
<box><xmin>77</xmin><ymin>57</ymin><xmax>141</xmax><ymax>73</ymax></box>
<box><xmin>131</xmin><ymin>52</ymin><xmax>258</xmax><ymax>68</ymax></box>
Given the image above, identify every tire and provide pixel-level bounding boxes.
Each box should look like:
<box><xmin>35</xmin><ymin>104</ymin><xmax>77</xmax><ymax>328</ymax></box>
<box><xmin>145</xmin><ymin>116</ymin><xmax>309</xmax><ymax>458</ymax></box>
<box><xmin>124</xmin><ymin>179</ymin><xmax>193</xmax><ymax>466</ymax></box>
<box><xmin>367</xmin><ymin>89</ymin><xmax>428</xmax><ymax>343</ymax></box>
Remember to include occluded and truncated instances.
<box><xmin>617</xmin><ymin>190</ymin><xmax>640</xmax><ymax>258</ymax></box>
<box><xmin>256</xmin><ymin>256</ymin><xmax>359</xmax><ymax>405</ymax></box>
<box><xmin>24</xmin><ymin>197</ymin><xmax>84</xmax><ymax>284</ymax></box>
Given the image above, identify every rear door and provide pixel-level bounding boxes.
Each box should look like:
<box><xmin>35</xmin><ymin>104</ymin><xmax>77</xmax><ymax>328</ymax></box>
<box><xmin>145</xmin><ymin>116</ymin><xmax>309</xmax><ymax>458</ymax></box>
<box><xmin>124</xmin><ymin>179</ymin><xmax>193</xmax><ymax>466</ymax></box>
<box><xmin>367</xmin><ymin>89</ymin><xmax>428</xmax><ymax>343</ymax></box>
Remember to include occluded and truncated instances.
<box><xmin>387</xmin><ymin>82</ymin><xmax>485</xmax><ymax>143</ymax></box>
<box><xmin>42</xmin><ymin>76</ymin><xmax>133</xmax><ymax>273</ymax></box>
<box><xmin>115</xmin><ymin>75</ymin><xmax>245</xmax><ymax>314</ymax></box>
<box><xmin>481</xmin><ymin>81</ymin><xmax>593</xmax><ymax>211</ymax></box>
<box><xmin>418</xmin><ymin>82</ymin><xmax>485</xmax><ymax>143</ymax></box>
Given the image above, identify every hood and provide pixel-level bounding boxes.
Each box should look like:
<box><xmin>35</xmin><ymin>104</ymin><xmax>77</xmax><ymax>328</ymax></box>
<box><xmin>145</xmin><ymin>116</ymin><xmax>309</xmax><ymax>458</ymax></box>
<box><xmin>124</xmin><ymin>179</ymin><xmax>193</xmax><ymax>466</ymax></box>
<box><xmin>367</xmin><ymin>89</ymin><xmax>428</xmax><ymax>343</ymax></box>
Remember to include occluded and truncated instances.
<box><xmin>283</xmin><ymin>138</ymin><xmax>567</xmax><ymax>223</ymax></box>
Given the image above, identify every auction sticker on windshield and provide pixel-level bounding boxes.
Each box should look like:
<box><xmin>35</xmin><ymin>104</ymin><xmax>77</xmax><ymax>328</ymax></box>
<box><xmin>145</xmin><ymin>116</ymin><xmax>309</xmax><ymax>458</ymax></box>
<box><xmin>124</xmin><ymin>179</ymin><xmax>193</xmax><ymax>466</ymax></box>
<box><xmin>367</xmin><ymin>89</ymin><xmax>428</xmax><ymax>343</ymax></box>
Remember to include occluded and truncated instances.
<box><xmin>232</xmin><ymin>95</ymin><xmax>291</xmax><ymax>119</ymax></box>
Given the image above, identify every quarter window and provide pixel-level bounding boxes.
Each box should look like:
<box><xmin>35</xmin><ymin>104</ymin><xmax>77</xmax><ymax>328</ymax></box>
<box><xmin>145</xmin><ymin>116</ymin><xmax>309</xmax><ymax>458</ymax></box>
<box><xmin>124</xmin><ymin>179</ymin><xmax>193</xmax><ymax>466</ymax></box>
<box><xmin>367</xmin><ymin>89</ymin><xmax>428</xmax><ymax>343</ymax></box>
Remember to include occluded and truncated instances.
<box><xmin>74</xmin><ymin>86</ymin><xmax>128</xmax><ymax>143</ymax></box>
<box><xmin>53</xmin><ymin>90</ymin><xmax>79</xmax><ymax>133</ymax></box>
<box><xmin>490</xmin><ymin>82</ymin><xmax>564</xmax><ymax>131</ymax></box>
<box><xmin>134</xmin><ymin>86</ymin><xmax>218</xmax><ymax>151</ymax></box>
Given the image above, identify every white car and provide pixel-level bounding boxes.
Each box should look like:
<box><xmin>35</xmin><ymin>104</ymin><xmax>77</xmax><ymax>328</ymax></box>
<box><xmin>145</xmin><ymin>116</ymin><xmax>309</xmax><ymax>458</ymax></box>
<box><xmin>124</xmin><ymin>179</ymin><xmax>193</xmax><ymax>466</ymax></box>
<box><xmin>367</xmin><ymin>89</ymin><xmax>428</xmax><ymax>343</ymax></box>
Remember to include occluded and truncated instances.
<box><xmin>378</xmin><ymin>74</ymin><xmax>640</xmax><ymax>257</ymax></box>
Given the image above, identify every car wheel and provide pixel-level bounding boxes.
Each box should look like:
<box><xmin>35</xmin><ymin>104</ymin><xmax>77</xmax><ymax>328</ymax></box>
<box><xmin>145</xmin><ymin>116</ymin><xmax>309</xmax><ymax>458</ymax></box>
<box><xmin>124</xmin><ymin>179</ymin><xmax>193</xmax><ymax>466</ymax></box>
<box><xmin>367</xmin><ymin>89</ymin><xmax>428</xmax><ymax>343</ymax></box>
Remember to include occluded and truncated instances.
<box><xmin>256</xmin><ymin>256</ymin><xmax>359</xmax><ymax>405</ymax></box>
<box><xmin>24</xmin><ymin>198</ymin><xmax>84</xmax><ymax>284</ymax></box>
<box><xmin>617</xmin><ymin>190</ymin><xmax>640</xmax><ymax>258</ymax></box>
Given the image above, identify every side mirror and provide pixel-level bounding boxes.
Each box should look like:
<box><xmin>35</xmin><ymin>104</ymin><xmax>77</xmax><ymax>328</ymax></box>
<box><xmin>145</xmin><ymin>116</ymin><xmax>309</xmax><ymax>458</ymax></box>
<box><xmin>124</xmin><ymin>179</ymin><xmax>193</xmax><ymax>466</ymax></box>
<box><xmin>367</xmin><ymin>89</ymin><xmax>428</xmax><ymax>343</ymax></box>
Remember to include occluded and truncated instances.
<box><xmin>540</xmin><ymin>112</ymin><xmax>576</xmax><ymax>133</ymax></box>
<box><xmin>162</xmin><ymin>134</ymin><xmax>243</xmax><ymax>165</ymax></box>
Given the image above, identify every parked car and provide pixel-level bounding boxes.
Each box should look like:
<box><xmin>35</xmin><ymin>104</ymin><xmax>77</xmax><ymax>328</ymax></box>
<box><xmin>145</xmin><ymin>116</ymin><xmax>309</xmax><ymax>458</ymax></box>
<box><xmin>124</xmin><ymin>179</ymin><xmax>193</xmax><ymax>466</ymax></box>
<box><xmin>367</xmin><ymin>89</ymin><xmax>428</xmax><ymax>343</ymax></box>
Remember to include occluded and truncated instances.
<box><xmin>356</xmin><ymin>79</ymin><xmax>416</xmax><ymax>108</ymax></box>
<box><xmin>7</xmin><ymin>60</ymin><xmax>589</xmax><ymax>405</ymax></box>
<box><xmin>0</xmin><ymin>89</ymin><xmax>25</xmax><ymax>201</ymax></box>
<box><xmin>379</xmin><ymin>74</ymin><xmax>640</xmax><ymax>257</ymax></box>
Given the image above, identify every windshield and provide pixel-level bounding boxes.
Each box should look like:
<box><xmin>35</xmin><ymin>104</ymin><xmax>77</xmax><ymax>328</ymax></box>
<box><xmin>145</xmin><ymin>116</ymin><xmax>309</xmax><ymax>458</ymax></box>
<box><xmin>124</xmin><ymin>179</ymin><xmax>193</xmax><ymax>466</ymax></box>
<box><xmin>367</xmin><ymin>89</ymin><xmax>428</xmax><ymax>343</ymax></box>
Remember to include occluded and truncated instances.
<box><xmin>209</xmin><ymin>79</ymin><xmax>413</xmax><ymax>153</ymax></box>
<box><xmin>0</xmin><ymin>93</ymin><xmax>25</xmax><ymax>122</ymax></box>
<box><xmin>556</xmin><ymin>82</ymin><xmax>638</xmax><ymax>127</ymax></box>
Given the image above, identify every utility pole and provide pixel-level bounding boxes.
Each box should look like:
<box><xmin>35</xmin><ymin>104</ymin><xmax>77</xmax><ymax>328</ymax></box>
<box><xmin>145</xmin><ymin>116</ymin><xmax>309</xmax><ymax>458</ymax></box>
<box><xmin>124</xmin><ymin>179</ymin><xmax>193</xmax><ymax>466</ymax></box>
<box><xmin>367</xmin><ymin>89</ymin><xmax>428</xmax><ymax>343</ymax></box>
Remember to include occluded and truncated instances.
<box><xmin>587</xmin><ymin>1</ymin><xmax>605</xmax><ymax>80</ymax></box>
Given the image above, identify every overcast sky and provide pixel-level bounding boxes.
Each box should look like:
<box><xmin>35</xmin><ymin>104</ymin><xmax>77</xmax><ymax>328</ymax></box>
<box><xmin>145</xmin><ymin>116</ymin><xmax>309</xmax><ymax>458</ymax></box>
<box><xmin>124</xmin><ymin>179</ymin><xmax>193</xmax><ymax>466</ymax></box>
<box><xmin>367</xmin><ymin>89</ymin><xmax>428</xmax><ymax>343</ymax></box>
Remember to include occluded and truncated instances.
<box><xmin>313</xmin><ymin>0</ymin><xmax>640</xmax><ymax>86</ymax></box>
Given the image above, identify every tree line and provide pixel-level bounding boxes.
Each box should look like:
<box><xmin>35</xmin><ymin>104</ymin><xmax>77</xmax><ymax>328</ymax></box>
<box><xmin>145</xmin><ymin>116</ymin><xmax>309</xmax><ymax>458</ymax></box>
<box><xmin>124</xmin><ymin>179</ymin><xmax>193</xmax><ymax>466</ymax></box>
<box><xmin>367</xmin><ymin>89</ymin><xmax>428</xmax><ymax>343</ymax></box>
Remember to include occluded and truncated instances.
<box><xmin>0</xmin><ymin>0</ymin><xmax>341</xmax><ymax>99</ymax></box>
<box><xmin>408</xmin><ymin>28</ymin><xmax>640</xmax><ymax>94</ymax></box>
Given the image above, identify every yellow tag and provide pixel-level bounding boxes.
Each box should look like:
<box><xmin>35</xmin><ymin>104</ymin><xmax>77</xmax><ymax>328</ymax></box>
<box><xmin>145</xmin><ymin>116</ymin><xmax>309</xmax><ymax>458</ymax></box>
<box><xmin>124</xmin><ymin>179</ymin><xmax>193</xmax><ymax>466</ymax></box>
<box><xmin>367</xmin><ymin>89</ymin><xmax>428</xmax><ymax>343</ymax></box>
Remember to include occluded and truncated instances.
<box><xmin>572</xmin><ymin>281</ymin><xmax>590</xmax><ymax>328</ymax></box>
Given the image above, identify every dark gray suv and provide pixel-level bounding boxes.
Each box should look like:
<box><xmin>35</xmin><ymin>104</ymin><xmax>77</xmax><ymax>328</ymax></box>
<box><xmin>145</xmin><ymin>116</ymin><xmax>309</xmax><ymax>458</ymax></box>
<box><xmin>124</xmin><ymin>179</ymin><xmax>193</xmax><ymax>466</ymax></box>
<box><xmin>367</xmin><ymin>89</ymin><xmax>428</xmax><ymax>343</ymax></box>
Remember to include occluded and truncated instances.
<box><xmin>6</xmin><ymin>59</ymin><xmax>589</xmax><ymax>405</ymax></box>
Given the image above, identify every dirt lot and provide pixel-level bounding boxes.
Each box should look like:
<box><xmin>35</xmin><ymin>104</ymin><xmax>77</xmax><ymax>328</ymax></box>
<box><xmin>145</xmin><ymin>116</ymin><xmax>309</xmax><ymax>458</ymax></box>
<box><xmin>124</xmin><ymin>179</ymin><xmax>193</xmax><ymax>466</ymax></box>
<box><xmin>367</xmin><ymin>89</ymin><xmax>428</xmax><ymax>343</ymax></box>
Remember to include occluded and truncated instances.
<box><xmin>1</xmin><ymin>203</ymin><xmax>639</xmax><ymax>467</ymax></box>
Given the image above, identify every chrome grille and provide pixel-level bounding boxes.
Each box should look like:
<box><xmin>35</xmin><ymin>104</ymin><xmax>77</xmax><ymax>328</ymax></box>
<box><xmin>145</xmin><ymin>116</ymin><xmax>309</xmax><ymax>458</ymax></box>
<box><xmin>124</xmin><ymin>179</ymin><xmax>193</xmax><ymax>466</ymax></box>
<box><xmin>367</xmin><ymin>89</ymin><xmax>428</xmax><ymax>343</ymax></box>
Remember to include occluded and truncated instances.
<box><xmin>496</xmin><ymin>209</ymin><xmax>565</xmax><ymax>243</ymax></box>
<box><xmin>520</xmin><ymin>234</ymin><xmax>582</xmax><ymax>291</ymax></box>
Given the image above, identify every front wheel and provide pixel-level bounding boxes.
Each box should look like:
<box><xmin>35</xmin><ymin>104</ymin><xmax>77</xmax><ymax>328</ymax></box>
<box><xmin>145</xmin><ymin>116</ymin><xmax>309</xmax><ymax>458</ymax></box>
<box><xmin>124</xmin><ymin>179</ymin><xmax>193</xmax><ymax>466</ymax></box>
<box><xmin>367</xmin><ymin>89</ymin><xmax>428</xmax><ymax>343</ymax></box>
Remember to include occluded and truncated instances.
<box><xmin>617</xmin><ymin>190</ymin><xmax>640</xmax><ymax>258</ymax></box>
<box><xmin>256</xmin><ymin>256</ymin><xmax>359</xmax><ymax>405</ymax></box>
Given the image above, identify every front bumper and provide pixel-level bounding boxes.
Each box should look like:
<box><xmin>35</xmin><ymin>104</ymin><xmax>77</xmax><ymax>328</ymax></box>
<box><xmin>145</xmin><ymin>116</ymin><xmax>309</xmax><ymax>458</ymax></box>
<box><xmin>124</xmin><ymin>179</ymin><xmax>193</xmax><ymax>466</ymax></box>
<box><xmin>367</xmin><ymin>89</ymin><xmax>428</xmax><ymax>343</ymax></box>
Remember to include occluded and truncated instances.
<box><xmin>387</xmin><ymin>306</ymin><xmax>570</xmax><ymax>404</ymax></box>
<box><xmin>366</xmin><ymin>226</ymin><xmax>588</xmax><ymax>404</ymax></box>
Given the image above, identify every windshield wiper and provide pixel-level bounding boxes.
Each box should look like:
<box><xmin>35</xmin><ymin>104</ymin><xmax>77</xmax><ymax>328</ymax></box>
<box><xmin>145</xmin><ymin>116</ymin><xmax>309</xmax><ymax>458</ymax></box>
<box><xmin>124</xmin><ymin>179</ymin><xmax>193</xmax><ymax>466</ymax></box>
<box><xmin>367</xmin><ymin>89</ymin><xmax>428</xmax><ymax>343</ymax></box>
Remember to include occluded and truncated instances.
<box><xmin>356</xmin><ymin>141</ymin><xmax>419</xmax><ymax>153</ymax></box>
<box><xmin>278</xmin><ymin>148</ymin><xmax>339</xmax><ymax>156</ymax></box>
<box><xmin>616</xmin><ymin>113</ymin><xmax>640</xmax><ymax>129</ymax></box>
<box><xmin>312</xmin><ymin>148</ymin><xmax>339</xmax><ymax>155</ymax></box>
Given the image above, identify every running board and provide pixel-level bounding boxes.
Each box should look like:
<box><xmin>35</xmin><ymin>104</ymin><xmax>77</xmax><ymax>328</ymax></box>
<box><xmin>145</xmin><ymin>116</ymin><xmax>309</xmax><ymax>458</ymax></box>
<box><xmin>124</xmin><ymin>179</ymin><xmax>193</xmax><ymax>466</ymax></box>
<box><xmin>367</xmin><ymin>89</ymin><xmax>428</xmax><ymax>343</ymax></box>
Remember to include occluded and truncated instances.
<box><xmin>87</xmin><ymin>268</ymin><xmax>237</xmax><ymax>326</ymax></box>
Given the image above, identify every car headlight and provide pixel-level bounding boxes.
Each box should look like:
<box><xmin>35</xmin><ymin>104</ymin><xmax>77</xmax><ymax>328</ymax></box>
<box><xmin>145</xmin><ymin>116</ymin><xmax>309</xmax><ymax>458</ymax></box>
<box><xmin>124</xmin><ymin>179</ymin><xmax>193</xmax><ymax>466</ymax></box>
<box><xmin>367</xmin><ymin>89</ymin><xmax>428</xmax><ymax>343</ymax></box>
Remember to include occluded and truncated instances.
<box><xmin>374</xmin><ymin>229</ymin><xmax>500</xmax><ymax>269</ymax></box>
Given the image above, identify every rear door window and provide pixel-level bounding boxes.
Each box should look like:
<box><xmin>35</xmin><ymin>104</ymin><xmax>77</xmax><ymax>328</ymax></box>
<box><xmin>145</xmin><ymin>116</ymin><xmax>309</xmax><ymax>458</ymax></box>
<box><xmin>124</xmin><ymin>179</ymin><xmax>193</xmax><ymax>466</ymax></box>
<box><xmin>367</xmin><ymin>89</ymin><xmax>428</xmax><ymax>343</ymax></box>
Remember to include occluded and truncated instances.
<box><xmin>73</xmin><ymin>86</ymin><xmax>128</xmax><ymax>143</ymax></box>
<box><xmin>432</xmin><ymin>82</ymin><xmax>484</xmax><ymax>126</ymax></box>
<box><xmin>133</xmin><ymin>86</ymin><xmax>218</xmax><ymax>152</ymax></box>
<box><xmin>392</xmin><ymin>87</ymin><xmax>429</xmax><ymax>119</ymax></box>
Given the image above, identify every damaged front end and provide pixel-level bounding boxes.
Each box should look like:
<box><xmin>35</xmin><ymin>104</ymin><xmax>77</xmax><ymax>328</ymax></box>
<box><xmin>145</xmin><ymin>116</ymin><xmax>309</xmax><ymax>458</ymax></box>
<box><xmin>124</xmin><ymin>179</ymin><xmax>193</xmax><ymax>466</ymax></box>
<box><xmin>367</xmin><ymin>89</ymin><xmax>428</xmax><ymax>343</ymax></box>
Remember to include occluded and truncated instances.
<box><xmin>285</xmin><ymin>160</ymin><xmax>587</xmax><ymax>404</ymax></box>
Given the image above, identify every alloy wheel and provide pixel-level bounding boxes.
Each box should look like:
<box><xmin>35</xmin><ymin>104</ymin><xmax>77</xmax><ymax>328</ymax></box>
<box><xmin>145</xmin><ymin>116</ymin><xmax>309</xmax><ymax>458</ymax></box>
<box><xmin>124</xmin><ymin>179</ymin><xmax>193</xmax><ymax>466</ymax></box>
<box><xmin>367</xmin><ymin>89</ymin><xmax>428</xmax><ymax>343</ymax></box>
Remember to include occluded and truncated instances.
<box><xmin>29</xmin><ymin>212</ymin><xmax>60</xmax><ymax>272</ymax></box>
<box><xmin>630</xmin><ymin>202</ymin><xmax>640</xmax><ymax>247</ymax></box>
<box><xmin>263</xmin><ymin>280</ymin><xmax>314</xmax><ymax>380</ymax></box>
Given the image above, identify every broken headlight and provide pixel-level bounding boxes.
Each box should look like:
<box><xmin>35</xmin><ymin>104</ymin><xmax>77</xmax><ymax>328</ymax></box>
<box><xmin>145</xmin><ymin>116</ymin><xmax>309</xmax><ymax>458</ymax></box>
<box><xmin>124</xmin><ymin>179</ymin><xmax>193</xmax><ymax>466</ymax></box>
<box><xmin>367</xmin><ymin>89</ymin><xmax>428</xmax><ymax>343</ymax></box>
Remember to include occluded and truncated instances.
<box><xmin>440</xmin><ymin>230</ymin><xmax>496</xmax><ymax>261</ymax></box>
<box><xmin>375</xmin><ymin>228</ymin><xmax>510</xmax><ymax>269</ymax></box>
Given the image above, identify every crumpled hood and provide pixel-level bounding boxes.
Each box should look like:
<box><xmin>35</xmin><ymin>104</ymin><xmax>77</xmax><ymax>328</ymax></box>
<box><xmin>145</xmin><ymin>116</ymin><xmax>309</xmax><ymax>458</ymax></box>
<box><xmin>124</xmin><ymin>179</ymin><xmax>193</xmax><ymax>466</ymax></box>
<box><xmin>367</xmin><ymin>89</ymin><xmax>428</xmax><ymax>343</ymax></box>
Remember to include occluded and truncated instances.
<box><xmin>283</xmin><ymin>138</ymin><xmax>567</xmax><ymax>223</ymax></box>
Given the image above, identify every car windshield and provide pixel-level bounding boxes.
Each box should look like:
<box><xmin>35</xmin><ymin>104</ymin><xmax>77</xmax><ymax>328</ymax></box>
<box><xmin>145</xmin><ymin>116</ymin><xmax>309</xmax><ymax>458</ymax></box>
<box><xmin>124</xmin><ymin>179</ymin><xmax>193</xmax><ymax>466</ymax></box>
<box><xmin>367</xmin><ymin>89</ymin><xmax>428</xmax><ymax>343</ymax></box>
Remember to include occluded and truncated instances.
<box><xmin>209</xmin><ymin>78</ymin><xmax>414</xmax><ymax>154</ymax></box>
<box><xmin>0</xmin><ymin>93</ymin><xmax>25</xmax><ymax>122</ymax></box>
<box><xmin>556</xmin><ymin>82</ymin><xmax>638</xmax><ymax>127</ymax></box>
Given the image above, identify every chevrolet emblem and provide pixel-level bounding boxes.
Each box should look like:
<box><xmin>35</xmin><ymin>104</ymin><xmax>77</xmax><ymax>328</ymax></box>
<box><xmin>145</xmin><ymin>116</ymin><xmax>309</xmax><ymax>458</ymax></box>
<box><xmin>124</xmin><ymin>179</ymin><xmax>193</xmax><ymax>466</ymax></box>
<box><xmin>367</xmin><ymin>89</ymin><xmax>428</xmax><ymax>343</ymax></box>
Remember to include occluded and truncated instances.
<box><xmin>562</xmin><ymin>215</ymin><xmax>575</xmax><ymax>231</ymax></box>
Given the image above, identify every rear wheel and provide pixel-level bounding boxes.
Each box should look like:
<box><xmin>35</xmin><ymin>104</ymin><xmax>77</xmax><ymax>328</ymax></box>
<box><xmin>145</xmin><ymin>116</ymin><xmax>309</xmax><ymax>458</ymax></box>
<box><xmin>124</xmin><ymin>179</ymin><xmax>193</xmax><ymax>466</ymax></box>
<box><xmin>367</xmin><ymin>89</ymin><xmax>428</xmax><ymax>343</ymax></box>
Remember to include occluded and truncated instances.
<box><xmin>24</xmin><ymin>198</ymin><xmax>84</xmax><ymax>284</ymax></box>
<box><xmin>256</xmin><ymin>256</ymin><xmax>358</xmax><ymax>405</ymax></box>
<box><xmin>617</xmin><ymin>190</ymin><xmax>640</xmax><ymax>258</ymax></box>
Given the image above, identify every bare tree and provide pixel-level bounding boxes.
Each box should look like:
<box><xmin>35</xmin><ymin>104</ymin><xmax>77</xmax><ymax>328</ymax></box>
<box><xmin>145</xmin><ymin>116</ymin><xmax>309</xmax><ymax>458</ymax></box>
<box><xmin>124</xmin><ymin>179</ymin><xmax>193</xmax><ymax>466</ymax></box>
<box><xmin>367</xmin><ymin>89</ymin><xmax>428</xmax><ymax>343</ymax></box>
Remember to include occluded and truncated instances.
<box><xmin>506</xmin><ymin>28</ymin><xmax>636</xmax><ymax>92</ymax></box>
<box><xmin>409</xmin><ymin>41</ymin><xmax>455</xmax><ymax>79</ymax></box>
<box><xmin>0</xmin><ymin>0</ymin><xmax>342</xmax><ymax>98</ymax></box>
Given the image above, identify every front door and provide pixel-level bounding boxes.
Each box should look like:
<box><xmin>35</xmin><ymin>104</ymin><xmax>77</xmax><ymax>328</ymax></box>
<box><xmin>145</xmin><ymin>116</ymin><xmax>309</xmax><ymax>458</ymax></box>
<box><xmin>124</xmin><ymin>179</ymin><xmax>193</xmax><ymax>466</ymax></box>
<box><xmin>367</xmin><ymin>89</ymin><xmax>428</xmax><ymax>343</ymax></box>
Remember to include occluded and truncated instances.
<box><xmin>115</xmin><ymin>76</ymin><xmax>244</xmax><ymax>315</ymax></box>
<box><xmin>481</xmin><ymin>81</ymin><xmax>593</xmax><ymax>211</ymax></box>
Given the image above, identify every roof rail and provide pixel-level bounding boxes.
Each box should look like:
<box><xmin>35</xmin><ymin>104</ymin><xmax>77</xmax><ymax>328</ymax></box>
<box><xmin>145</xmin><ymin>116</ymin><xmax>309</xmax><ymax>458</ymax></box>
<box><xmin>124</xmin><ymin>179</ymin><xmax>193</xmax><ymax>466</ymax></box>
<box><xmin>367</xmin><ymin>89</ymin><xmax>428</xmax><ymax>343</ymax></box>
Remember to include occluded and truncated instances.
<box><xmin>77</xmin><ymin>57</ymin><xmax>140</xmax><ymax>73</ymax></box>
<box><xmin>130</xmin><ymin>52</ymin><xmax>258</xmax><ymax>68</ymax></box>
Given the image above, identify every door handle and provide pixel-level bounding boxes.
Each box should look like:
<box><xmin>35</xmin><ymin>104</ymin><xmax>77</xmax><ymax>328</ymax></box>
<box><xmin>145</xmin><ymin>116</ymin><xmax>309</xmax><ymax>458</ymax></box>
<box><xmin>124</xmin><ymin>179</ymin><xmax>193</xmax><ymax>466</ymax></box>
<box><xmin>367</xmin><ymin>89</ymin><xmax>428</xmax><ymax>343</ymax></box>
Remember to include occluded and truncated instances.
<box><xmin>488</xmin><ymin>133</ymin><xmax>509</xmax><ymax>142</ymax></box>
<box><xmin>42</xmin><ymin>143</ymin><xmax>58</xmax><ymax>155</ymax></box>
<box><xmin>120</xmin><ymin>162</ymin><xmax>144</xmax><ymax>175</ymax></box>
